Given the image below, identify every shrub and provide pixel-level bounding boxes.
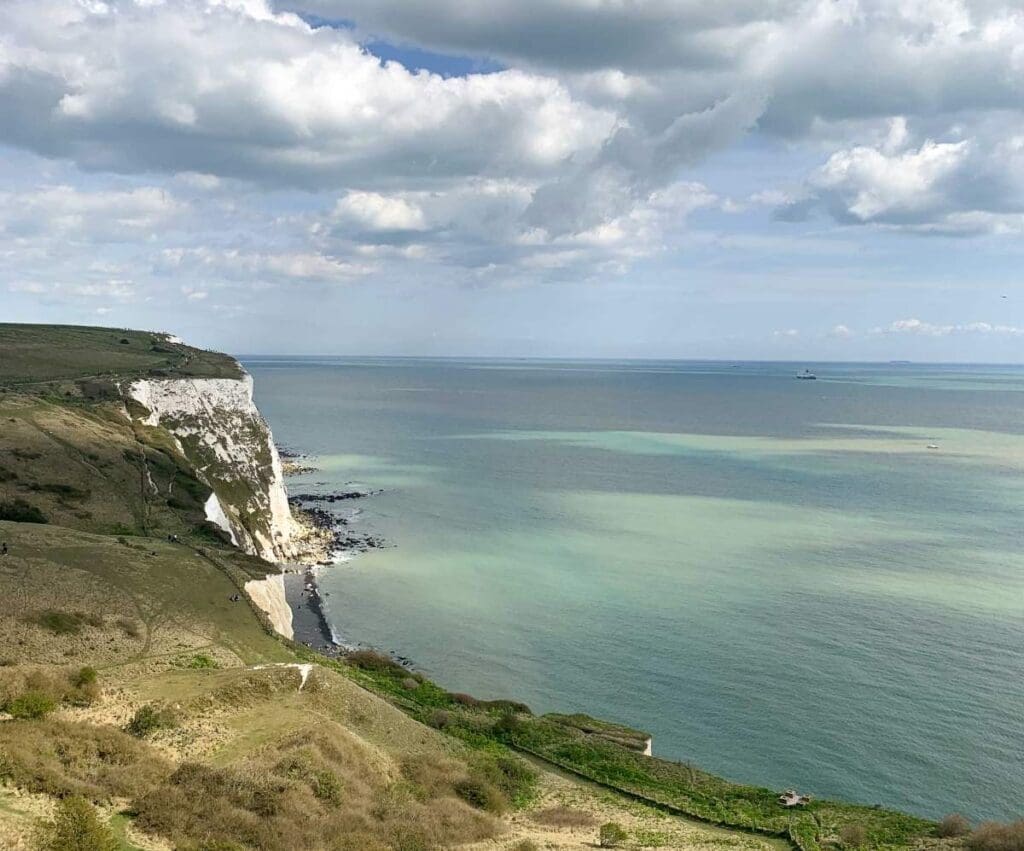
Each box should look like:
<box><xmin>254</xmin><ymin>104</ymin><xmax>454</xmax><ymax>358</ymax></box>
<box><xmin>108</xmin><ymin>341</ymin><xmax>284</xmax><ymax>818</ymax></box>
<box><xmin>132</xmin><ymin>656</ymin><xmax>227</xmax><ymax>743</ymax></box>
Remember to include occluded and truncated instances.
<box><xmin>32</xmin><ymin>610</ymin><xmax>85</xmax><ymax>635</ymax></box>
<box><xmin>183</xmin><ymin>653</ymin><xmax>218</xmax><ymax>669</ymax></box>
<box><xmin>385</xmin><ymin>822</ymin><xmax>433</xmax><ymax>851</ymax></box>
<box><xmin>473</xmin><ymin>753</ymin><xmax>535</xmax><ymax>806</ymax></box>
<box><xmin>531</xmin><ymin>805</ymin><xmax>595</xmax><ymax>828</ymax></box>
<box><xmin>599</xmin><ymin>822</ymin><xmax>628</xmax><ymax>847</ymax></box>
<box><xmin>0</xmin><ymin>498</ymin><xmax>48</xmax><ymax>523</ymax></box>
<box><xmin>67</xmin><ymin>667</ymin><xmax>101</xmax><ymax>705</ymax></box>
<box><xmin>454</xmin><ymin>775</ymin><xmax>507</xmax><ymax>815</ymax></box>
<box><xmin>116</xmin><ymin>617</ymin><xmax>142</xmax><ymax>638</ymax></box>
<box><xmin>428</xmin><ymin>710</ymin><xmax>451</xmax><ymax>730</ymax></box>
<box><xmin>72</xmin><ymin>666</ymin><xmax>98</xmax><ymax>688</ymax></box>
<box><xmin>0</xmin><ymin>718</ymin><xmax>167</xmax><ymax>800</ymax></box>
<box><xmin>492</xmin><ymin>712</ymin><xmax>522</xmax><ymax>737</ymax></box>
<box><xmin>938</xmin><ymin>814</ymin><xmax>972</xmax><ymax>838</ymax></box>
<box><xmin>839</xmin><ymin>823</ymin><xmax>868</xmax><ymax>848</ymax></box>
<box><xmin>126</xmin><ymin>704</ymin><xmax>177</xmax><ymax>738</ymax></box>
<box><xmin>35</xmin><ymin>795</ymin><xmax>119</xmax><ymax>851</ymax></box>
<box><xmin>0</xmin><ymin>666</ymin><xmax>98</xmax><ymax>714</ymax></box>
<box><xmin>274</xmin><ymin>753</ymin><xmax>344</xmax><ymax>806</ymax></box>
<box><xmin>345</xmin><ymin>650</ymin><xmax>408</xmax><ymax>678</ymax></box>
<box><xmin>967</xmin><ymin>821</ymin><xmax>1024</xmax><ymax>851</ymax></box>
<box><xmin>6</xmin><ymin>690</ymin><xmax>56</xmax><ymax>719</ymax></box>
<box><xmin>510</xmin><ymin>842</ymin><xmax>539</xmax><ymax>851</ymax></box>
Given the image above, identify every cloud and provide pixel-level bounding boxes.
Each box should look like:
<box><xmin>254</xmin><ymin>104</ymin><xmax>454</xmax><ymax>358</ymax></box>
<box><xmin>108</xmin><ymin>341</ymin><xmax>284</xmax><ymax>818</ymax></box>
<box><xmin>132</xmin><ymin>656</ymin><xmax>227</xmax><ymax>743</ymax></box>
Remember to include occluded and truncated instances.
<box><xmin>0</xmin><ymin>0</ymin><xmax>613</xmax><ymax>190</ymax></box>
<box><xmin>283</xmin><ymin>1</ymin><xmax>1024</xmax><ymax>238</ymax></box>
<box><xmin>5</xmin><ymin>0</ymin><xmax>1024</xmax><ymax>353</ymax></box>
<box><xmin>287</xmin><ymin>1</ymin><xmax>1024</xmax><ymax>132</ymax></box>
<box><xmin>332</xmin><ymin>192</ymin><xmax>428</xmax><ymax>232</ymax></box>
<box><xmin>773</xmin><ymin>328</ymin><xmax>799</xmax><ymax>338</ymax></box>
<box><xmin>8</xmin><ymin>277</ymin><xmax>136</xmax><ymax>301</ymax></box>
<box><xmin>782</xmin><ymin>119</ymin><xmax>1024</xmax><ymax>232</ymax></box>
<box><xmin>0</xmin><ymin>185</ymin><xmax>184</xmax><ymax>240</ymax></box>
<box><xmin>871</xmin><ymin>318</ymin><xmax>1024</xmax><ymax>336</ymax></box>
<box><xmin>317</xmin><ymin>178</ymin><xmax>720</xmax><ymax>278</ymax></box>
<box><xmin>158</xmin><ymin>247</ymin><xmax>376</xmax><ymax>284</ymax></box>
<box><xmin>829</xmin><ymin>324</ymin><xmax>854</xmax><ymax>339</ymax></box>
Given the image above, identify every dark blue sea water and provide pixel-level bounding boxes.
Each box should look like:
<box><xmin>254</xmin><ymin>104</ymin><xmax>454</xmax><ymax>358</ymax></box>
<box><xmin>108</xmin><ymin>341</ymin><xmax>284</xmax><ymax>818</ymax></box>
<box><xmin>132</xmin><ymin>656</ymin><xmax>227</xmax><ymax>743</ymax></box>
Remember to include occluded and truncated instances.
<box><xmin>244</xmin><ymin>359</ymin><xmax>1024</xmax><ymax>821</ymax></box>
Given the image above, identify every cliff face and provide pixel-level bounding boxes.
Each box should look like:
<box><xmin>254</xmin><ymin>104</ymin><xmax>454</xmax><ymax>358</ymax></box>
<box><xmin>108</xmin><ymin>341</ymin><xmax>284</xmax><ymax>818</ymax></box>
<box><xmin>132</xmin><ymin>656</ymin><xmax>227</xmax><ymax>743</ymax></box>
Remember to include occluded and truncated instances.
<box><xmin>125</xmin><ymin>372</ymin><xmax>301</xmax><ymax>564</ymax></box>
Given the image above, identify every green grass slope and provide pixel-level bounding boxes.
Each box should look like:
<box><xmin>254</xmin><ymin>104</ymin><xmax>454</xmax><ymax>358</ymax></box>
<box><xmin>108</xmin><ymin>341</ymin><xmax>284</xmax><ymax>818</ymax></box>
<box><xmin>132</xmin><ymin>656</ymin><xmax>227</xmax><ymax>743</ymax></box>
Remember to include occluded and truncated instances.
<box><xmin>0</xmin><ymin>323</ymin><xmax>240</xmax><ymax>385</ymax></box>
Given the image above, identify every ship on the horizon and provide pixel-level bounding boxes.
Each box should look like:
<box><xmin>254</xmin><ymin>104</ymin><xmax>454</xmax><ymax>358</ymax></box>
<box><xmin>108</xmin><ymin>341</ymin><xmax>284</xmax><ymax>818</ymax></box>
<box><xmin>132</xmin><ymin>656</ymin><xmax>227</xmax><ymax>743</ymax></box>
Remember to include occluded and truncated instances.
<box><xmin>796</xmin><ymin>369</ymin><xmax>817</xmax><ymax>380</ymax></box>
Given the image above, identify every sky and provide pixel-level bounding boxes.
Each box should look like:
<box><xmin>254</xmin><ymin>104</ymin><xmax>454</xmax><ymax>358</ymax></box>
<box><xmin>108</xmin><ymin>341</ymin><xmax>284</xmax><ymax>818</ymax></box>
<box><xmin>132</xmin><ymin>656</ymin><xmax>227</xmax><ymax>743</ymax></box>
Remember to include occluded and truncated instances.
<box><xmin>2</xmin><ymin>1</ymin><xmax>1024</xmax><ymax>360</ymax></box>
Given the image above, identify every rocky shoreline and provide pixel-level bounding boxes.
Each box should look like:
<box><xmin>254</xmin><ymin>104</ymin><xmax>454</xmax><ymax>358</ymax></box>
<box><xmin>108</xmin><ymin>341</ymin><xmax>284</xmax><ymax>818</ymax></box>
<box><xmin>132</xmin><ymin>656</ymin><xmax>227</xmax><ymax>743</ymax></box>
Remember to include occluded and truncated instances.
<box><xmin>278</xmin><ymin>446</ymin><xmax>390</xmax><ymax>655</ymax></box>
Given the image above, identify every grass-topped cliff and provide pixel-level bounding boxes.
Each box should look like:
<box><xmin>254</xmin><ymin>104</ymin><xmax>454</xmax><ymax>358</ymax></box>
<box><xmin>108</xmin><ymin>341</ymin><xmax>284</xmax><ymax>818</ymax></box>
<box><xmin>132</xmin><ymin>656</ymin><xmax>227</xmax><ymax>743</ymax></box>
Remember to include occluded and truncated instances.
<box><xmin>0</xmin><ymin>324</ymin><xmax>241</xmax><ymax>385</ymax></box>
<box><xmin>0</xmin><ymin>324</ymin><xmax>983</xmax><ymax>851</ymax></box>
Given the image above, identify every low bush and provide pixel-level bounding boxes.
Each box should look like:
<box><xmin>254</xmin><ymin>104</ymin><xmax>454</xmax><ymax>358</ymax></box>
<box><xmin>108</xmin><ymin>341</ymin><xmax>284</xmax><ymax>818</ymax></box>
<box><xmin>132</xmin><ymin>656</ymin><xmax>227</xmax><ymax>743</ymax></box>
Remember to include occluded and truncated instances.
<box><xmin>454</xmin><ymin>774</ymin><xmax>508</xmax><ymax>815</ymax></box>
<box><xmin>182</xmin><ymin>653</ymin><xmax>218</xmax><ymax>669</ymax></box>
<box><xmin>474</xmin><ymin>752</ymin><xmax>535</xmax><ymax>806</ymax></box>
<box><xmin>531</xmin><ymin>805</ymin><xmax>596</xmax><ymax>828</ymax></box>
<box><xmin>345</xmin><ymin>649</ymin><xmax>409</xmax><ymax>678</ymax></box>
<box><xmin>0</xmin><ymin>719</ymin><xmax>168</xmax><ymax>800</ymax></box>
<box><xmin>126</xmin><ymin>703</ymin><xmax>178</xmax><ymax>738</ymax></box>
<box><xmin>966</xmin><ymin>821</ymin><xmax>1024</xmax><ymax>851</ymax></box>
<box><xmin>71</xmin><ymin>666</ymin><xmax>98</xmax><ymax>688</ymax></box>
<box><xmin>32</xmin><ymin>610</ymin><xmax>90</xmax><ymax>635</ymax></box>
<box><xmin>0</xmin><ymin>497</ymin><xmax>47</xmax><ymax>523</ymax></box>
<box><xmin>274</xmin><ymin>752</ymin><xmax>344</xmax><ymax>806</ymax></box>
<box><xmin>116</xmin><ymin>617</ymin><xmax>142</xmax><ymax>638</ymax></box>
<box><xmin>34</xmin><ymin>795</ymin><xmax>119</xmax><ymax>851</ymax></box>
<box><xmin>134</xmin><ymin>730</ymin><xmax>499</xmax><ymax>851</ymax></box>
<box><xmin>492</xmin><ymin>712</ymin><xmax>522</xmax><ymax>737</ymax></box>
<box><xmin>6</xmin><ymin>690</ymin><xmax>56</xmax><ymax>719</ymax></box>
<box><xmin>428</xmin><ymin>709</ymin><xmax>451</xmax><ymax>730</ymax></box>
<box><xmin>938</xmin><ymin>814</ymin><xmax>972</xmax><ymax>838</ymax></box>
<box><xmin>839</xmin><ymin>823</ymin><xmax>868</xmax><ymax>848</ymax></box>
<box><xmin>0</xmin><ymin>666</ymin><xmax>98</xmax><ymax>715</ymax></box>
<box><xmin>599</xmin><ymin>821</ymin><xmax>628</xmax><ymax>847</ymax></box>
<box><xmin>400</xmin><ymin>753</ymin><xmax>462</xmax><ymax>800</ymax></box>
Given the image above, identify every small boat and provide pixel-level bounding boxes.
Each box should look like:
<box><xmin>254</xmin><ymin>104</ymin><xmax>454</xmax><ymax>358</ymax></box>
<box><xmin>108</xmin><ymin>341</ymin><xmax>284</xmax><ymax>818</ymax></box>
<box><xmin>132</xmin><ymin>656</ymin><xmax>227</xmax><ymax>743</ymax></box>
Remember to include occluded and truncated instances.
<box><xmin>926</xmin><ymin>444</ymin><xmax>939</xmax><ymax>450</ymax></box>
<box><xmin>796</xmin><ymin>369</ymin><xmax>817</xmax><ymax>380</ymax></box>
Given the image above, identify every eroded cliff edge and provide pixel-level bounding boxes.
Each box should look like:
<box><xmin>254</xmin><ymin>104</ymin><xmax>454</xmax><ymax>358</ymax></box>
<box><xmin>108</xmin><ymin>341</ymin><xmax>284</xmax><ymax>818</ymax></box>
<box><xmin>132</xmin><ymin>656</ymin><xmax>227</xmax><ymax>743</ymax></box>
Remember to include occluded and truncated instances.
<box><xmin>124</xmin><ymin>372</ymin><xmax>299</xmax><ymax>564</ymax></box>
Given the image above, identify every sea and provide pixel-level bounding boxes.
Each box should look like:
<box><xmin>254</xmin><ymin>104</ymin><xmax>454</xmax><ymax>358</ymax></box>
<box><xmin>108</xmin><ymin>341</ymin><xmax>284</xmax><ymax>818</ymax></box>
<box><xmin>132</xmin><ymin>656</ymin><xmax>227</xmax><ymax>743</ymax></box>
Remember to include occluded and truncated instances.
<box><xmin>243</xmin><ymin>358</ymin><xmax>1024</xmax><ymax>822</ymax></box>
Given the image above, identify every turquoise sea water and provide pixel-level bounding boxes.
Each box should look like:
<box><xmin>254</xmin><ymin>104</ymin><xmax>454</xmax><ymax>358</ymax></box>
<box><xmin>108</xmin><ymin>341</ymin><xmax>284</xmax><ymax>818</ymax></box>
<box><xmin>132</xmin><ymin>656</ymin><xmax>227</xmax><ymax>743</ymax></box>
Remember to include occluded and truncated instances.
<box><xmin>244</xmin><ymin>359</ymin><xmax>1024</xmax><ymax>821</ymax></box>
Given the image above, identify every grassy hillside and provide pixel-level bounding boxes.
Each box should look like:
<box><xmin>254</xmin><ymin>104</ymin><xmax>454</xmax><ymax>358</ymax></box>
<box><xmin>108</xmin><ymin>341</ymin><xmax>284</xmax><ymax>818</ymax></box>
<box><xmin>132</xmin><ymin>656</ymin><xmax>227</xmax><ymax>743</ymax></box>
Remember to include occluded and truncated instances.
<box><xmin>0</xmin><ymin>323</ymin><xmax>240</xmax><ymax>385</ymax></box>
<box><xmin>0</xmin><ymin>324</ymin><xmax>801</xmax><ymax>851</ymax></box>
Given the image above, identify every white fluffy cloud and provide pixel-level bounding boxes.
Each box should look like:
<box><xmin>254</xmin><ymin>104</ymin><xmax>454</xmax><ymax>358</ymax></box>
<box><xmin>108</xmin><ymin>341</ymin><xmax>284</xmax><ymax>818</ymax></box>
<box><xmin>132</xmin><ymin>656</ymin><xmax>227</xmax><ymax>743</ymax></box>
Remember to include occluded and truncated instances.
<box><xmin>0</xmin><ymin>0</ymin><xmax>613</xmax><ymax>188</ymax></box>
<box><xmin>781</xmin><ymin>118</ymin><xmax>1024</xmax><ymax>232</ymax></box>
<box><xmin>871</xmin><ymin>318</ymin><xmax>1024</xmax><ymax>336</ymax></box>
<box><xmin>0</xmin><ymin>185</ymin><xmax>183</xmax><ymax>240</ymax></box>
<box><xmin>283</xmin><ymin>0</ymin><xmax>1024</xmax><ymax>234</ymax></box>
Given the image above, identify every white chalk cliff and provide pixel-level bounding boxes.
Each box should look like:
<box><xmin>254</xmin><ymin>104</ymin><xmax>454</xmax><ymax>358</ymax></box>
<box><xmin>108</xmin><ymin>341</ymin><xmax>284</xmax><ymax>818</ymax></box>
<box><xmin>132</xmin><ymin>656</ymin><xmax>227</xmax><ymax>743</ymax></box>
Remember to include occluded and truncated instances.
<box><xmin>244</xmin><ymin>574</ymin><xmax>294</xmax><ymax>640</ymax></box>
<box><xmin>126</xmin><ymin>372</ymin><xmax>301</xmax><ymax>564</ymax></box>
